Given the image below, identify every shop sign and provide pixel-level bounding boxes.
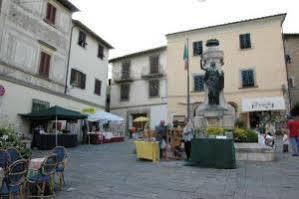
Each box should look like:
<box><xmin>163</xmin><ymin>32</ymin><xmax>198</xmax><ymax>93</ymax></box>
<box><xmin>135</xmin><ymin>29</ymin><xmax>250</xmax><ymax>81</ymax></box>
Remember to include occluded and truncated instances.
<box><xmin>0</xmin><ymin>85</ymin><xmax>5</xmax><ymax>96</ymax></box>
<box><xmin>242</xmin><ymin>97</ymin><xmax>286</xmax><ymax>112</ymax></box>
<box><xmin>82</xmin><ymin>107</ymin><xmax>96</xmax><ymax>114</ymax></box>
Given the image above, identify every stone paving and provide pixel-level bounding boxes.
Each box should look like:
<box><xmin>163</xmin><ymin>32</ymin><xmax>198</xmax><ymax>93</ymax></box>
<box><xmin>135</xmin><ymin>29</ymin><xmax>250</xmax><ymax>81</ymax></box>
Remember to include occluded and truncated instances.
<box><xmin>32</xmin><ymin>140</ymin><xmax>299</xmax><ymax>199</ymax></box>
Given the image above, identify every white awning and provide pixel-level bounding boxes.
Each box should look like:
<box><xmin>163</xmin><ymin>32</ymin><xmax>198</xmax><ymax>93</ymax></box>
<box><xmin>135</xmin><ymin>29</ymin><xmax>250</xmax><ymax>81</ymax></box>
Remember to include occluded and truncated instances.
<box><xmin>242</xmin><ymin>97</ymin><xmax>286</xmax><ymax>112</ymax></box>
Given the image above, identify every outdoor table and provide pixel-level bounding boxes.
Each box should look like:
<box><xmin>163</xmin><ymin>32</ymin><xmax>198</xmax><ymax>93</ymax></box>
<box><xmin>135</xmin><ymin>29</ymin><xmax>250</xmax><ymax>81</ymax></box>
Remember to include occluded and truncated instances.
<box><xmin>190</xmin><ymin>138</ymin><xmax>236</xmax><ymax>169</ymax></box>
<box><xmin>134</xmin><ymin>141</ymin><xmax>160</xmax><ymax>163</ymax></box>
<box><xmin>34</xmin><ymin>133</ymin><xmax>78</xmax><ymax>150</ymax></box>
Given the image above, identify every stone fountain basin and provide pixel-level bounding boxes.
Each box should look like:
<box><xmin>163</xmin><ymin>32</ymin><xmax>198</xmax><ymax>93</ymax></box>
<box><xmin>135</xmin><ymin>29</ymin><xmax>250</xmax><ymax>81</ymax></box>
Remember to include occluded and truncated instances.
<box><xmin>235</xmin><ymin>143</ymin><xmax>275</xmax><ymax>161</ymax></box>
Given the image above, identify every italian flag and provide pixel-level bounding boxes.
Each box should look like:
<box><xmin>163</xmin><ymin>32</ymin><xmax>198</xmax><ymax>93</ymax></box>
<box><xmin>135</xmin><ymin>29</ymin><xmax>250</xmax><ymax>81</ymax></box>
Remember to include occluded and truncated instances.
<box><xmin>183</xmin><ymin>44</ymin><xmax>189</xmax><ymax>70</ymax></box>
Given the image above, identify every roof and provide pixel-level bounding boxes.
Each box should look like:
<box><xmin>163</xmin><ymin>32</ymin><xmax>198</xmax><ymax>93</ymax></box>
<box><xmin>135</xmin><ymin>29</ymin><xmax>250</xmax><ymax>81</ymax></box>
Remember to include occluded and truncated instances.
<box><xmin>56</xmin><ymin>0</ymin><xmax>79</xmax><ymax>12</ymax></box>
<box><xmin>72</xmin><ymin>20</ymin><xmax>113</xmax><ymax>49</ymax></box>
<box><xmin>109</xmin><ymin>46</ymin><xmax>167</xmax><ymax>63</ymax></box>
<box><xmin>167</xmin><ymin>13</ymin><xmax>287</xmax><ymax>37</ymax></box>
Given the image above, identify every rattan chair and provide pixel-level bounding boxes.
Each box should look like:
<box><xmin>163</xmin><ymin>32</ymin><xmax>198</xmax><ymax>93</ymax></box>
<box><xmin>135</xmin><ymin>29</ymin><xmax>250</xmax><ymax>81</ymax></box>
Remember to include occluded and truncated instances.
<box><xmin>0</xmin><ymin>149</ymin><xmax>11</xmax><ymax>170</ymax></box>
<box><xmin>27</xmin><ymin>154</ymin><xmax>57</xmax><ymax>198</ymax></box>
<box><xmin>52</xmin><ymin>146</ymin><xmax>67</xmax><ymax>190</ymax></box>
<box><xmin>7</xmin><ymin>148</ymin><xmax>22</xmax><ymax>163</ymax></box>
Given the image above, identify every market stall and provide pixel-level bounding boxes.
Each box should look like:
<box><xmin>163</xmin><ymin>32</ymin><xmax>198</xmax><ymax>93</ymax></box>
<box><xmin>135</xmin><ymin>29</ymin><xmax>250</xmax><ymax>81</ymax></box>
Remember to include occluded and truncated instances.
<box><xmin>21</xmin><ymin>106</ymin><xmax>87</xmax><ymax>150</ymax></box>
<box><xmin>87</xmin><ymin>111</ymin><xmax>125</xmax><ymax>144</ymax></box>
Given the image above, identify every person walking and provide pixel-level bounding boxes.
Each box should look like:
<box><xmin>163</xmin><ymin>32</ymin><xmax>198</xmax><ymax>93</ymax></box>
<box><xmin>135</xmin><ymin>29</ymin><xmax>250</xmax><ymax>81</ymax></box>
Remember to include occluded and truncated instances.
<box><xmin>183</xmin><ymin>120</ymin><xmax>193</xmax><ymax>161</ymax></box>
<box><xmin>155</xmin><ymin>120</ymin><xmax>167</xmax><ymax>158</ymax></box>
<box><xmin>282</xmin><ymin>132</ymin><xmax>289</xmax><ymax>153</ymax></box>
<box><xmin>286</xmin><ymin>115</ymin><xmax>299</xmax><ymax>156</ymax></box>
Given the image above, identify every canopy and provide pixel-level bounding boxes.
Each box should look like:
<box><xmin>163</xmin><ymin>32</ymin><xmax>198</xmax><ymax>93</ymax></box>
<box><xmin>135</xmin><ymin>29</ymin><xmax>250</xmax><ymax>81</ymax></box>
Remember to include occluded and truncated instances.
<box><xmin>133</xmin><ymin>116</ymin><xmax>149</xmax><ymax>122</ymax></box>
<box><xmin>87</xmin><ymin>111</ymin><xmax>124</xmax><ymax>122</ymax></box>
<box><xmin>242</xmin><ymin>97</ymin><xmax>286</xmax><ymax>112</ymax></box>
<box><xmin>20</xmin><ymin>105</ymin><xmax>87</xmax><ymax>120</ymax></box>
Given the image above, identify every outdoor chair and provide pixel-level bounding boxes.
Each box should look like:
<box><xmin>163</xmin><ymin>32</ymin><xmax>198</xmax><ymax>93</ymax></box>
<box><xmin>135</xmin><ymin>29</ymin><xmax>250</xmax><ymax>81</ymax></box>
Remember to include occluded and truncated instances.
<box><xmin>0</xmin><ymin>149</ymin><xmax>11</xmax><ymax>170</ymax></box>
<box><xmin>0</xmin><ymin>159</ymin><xmax>28</xmax><ymax>199</ymax></box>
<box><xmin>7</xmin><ymin>148</ymin><xmax>22</xmax><ymax>163</ymax></box>
<box><xmin>52</xmin><ymin>146</ymin><xmax>67</xmax><ymax>190</ymax></box>
<box><xmin>27</xmin><ymin>154</ymin><xmax>57</xmax><ymax>198</ymax></box>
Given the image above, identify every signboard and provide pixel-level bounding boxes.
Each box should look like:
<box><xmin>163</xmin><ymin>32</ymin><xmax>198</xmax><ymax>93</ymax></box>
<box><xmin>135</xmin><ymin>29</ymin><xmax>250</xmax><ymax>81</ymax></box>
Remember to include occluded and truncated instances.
<box><xmin>82</xmin><ymin>107</ymin><xmax>96</xmax><ymax>115</ymax></box>
<box><xmin>0</xmin><ymin>85</ymin><xmax>5</xmax><ymax>96</ymax></box>
<box><xmin>242</xmin><ymin>97</ymin><xmax>286</xmax><ymax>112</ymax></box>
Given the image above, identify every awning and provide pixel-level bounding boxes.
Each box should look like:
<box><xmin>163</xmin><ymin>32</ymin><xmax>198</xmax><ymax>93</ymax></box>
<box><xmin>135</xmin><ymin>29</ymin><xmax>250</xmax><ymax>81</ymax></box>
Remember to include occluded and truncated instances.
<box><xmin>242</xmin><ymin>97</ymin><xmax>286</xmax><ymax>112</ymax></box>
<box><xmin>87</xmin><ymin>111</ymin><xmax>124</xmax><ymax>122</ymax></box>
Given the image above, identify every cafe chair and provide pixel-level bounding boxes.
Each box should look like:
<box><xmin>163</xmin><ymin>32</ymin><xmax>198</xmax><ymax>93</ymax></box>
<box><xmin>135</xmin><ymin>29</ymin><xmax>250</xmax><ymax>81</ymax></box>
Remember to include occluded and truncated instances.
<box><xmin>52</xmin><ymin>146</ymin><xmax>67</xmax><ymax>190</ymax></box>
<box><xmin>2</xmin><ymin>159</ymin><xmax>28</xmax><ymax>199</ymax></box>
<box><xmin>27</xmin><ymin>154</ymin><xmax>57</xmax><ymax>198</ymax></box>
<box><xmin>7</xmin><ymin>148</ymin><xmax>22</xmax><ymax>162</ymax></box>
<box><xmin>0</xmin><ymin>149</ymin><xmax>11</xmax><ymax>170</ymax></box>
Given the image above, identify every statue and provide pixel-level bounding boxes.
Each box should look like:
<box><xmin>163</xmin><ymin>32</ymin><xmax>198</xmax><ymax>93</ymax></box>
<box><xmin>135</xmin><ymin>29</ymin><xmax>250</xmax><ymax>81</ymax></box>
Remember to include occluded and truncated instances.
<box><xmin>200</xmin><ymin>39</ymin><xmax>224</xmax><ymax>106</ymax></box>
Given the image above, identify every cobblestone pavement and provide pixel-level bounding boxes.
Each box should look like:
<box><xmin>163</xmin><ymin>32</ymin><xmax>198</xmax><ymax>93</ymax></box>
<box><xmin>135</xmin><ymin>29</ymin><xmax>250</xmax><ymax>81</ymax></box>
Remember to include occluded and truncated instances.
<box><xmin>32</xmin><ymin>140</ymin><xmax>299</xmax><ymax>199</ymax></box>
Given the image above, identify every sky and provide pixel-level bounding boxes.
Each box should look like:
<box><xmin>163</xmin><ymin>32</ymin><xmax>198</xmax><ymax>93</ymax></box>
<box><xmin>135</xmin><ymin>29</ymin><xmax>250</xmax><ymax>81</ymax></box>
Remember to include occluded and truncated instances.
<box><xmin>69</xmin><ymin>0</ymin><xmax>298</xmax><ymax>59</ymax></box>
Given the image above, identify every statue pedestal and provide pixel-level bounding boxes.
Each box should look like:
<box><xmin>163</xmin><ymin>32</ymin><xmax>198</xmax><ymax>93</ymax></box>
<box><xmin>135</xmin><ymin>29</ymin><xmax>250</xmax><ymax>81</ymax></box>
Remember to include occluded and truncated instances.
<box><xmin>194</xmin><ymin>104</ymin><xmax>235</xmax><ymax>129</ymax></box>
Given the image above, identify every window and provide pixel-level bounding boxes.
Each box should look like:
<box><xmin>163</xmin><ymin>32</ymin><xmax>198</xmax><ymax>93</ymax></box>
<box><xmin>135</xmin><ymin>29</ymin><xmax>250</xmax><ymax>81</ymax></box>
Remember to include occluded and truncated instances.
<box><xmin>193</xmin><ymin>41</ymin><xmax>203</xmax><ymax>56</ymax></box>
<box><xmin>150</xmin><ymin>55</ymin><xmax>159</xmax><ymax>74</ymax></box>
<box><xmin>45</xmin><ymin>3</ymin><xmax>56</xmax><ymax>25</ymax></box>
<box><xmin>98</xmin><ymin>44</ymin><xmax>104</xmax><ymax>59</ymax></box>
<box><xmin>94</xmin><ymin>79</ymin><xmax>102</xmax><ymax>95</ymax></box>
<box><xmin>32</xmin><ymin>99</ymin><xmax>50</xmax><ymax>112</ymax></box>
<box><xmin>288</xmin><ymin>77</ymin><xmax>295</xmax><ymax>88</ymax></box>
<box><xmin>39</xmin><ymin>51</ymin><xmax>51</xmax><ymax>78</ymax></box>
<box><xmin>78</xmin><ymin>31</ymin><xmax>87</xmax><ymax>48</ymax></box>
<box><xmin>286</xmin><ymin>54</ymin><xmax>292</xmax><ymax>64</ymax></box>
<box><xmin>121</xmin><ymin>61</ymin><xmax>131</xmax><ymax>79</ymax></box>
<box><xmin>149</xmin><ymin>80</ymin><xmax>159</xmax><ymax>97</ymax></box>
<box><xmin>70</xmin><ymin>69</ymin><xmax>86</xmax><ymax>89</ymax></box>
<box><xmin>194</xmin><ymin>75</ymin><xmax>204</xmax><ymax>92</ymax></box>
<box><xmin>240</xmin><ymin>33</ymin><xmax>251</xmax><ymax>49</ymax></box>
<box><xmin>241</xmin><ymin>69</ymin><xmax>255</xmax><ymax>88</ymax></box>
<box><xmin>120</xmin><ymin>84</ymin><xmax>130</xmax><ymax>101</ymax></box>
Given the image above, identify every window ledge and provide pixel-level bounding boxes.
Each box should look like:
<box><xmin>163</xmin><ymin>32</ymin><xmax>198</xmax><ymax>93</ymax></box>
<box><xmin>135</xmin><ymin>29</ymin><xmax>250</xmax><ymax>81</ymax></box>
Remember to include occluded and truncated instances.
<box><xmin>240</xmin><ymin>47</ymin><xmax>252</xmax><ymax>51</ymax></box>
<box><xmin>43</xmin><ymin>19</ymin><xmax>56</xmax><ymax>28</ymax></box>
<box><xmin>238</xmin><ymin>85</ymin><xmax>258</xmax><ymax>89</ymax></box>
<box><xmin>191</xmin><ymin>91</ymin><xmax>204</xmax><ymax>93</ymax></box>
<box><xmin>149</xmin><ymin>96</ymin><xmax>160</xmax><ymax>99</ymax></box>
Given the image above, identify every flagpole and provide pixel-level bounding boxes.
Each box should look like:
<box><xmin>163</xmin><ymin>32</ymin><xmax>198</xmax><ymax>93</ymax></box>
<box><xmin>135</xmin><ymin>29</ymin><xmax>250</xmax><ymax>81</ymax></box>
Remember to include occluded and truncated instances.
<box><xmin>186</xmin><ymin>38</ymin><xmax>191</xmax><ymax>121</ymax></box>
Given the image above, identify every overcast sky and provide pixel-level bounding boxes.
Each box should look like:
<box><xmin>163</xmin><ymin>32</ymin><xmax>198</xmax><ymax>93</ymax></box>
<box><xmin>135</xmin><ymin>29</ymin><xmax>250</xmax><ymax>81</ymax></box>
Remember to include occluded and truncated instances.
<box><xmin>70</xmin><ymin>0</ymin><xmax>298</xmax><ymax>59</ymax></box>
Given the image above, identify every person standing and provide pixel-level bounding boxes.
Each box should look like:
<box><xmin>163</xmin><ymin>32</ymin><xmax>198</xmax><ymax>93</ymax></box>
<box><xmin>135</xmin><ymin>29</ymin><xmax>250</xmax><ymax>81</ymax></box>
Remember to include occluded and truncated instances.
<box><xmin>287</xmin><ymin>115</ymin><xmax>299</xmax><ymax>156</ymax></box>
<box><xmin>155</xmin><ymin>120</ymin><xmax>167</xmax><ymax>158</ymax></box>
<box><xmin>183</xmin><ymin>120</ymin><xmax>193</xmax><ymax>161</ymax></box>
<box><xmin>282</xmin><ymin>132</ymin><xmax>289</xmax><ymax>153</ymax></box>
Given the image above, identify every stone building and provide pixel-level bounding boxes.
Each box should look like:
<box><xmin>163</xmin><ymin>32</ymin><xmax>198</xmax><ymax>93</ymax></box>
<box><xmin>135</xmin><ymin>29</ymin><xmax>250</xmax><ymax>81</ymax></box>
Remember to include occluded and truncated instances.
<box><xmin>284</xmin><ymin>33</ymin><xmax>299</xmax><ymax>108</ymax></box>
<box><xmin>110</xmin><ymin>47</ymin><xmax>168</xmax><ymax>130</ymax></box>
<box><xmin>0</xmin><ymin>1</ymin><xmax>112</xmax><ymax>137</ymax></box>
<box><xmin>166</xmin><ymin>14</ymin><xmax>289</xmax><ymax>128</ymax></box>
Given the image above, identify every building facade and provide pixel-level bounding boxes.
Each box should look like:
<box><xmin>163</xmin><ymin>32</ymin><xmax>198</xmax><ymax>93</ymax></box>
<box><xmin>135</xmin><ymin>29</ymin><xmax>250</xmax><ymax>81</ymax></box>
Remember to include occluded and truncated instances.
<box><xmin>166</xmin><ymin>14</ymin><xmax>289</xmax><ymax>128</ymax></box>
<box><xmin>284</xmin><ymin>33</ymin><xmax>299</xmax><ymax>108</ymax></box>
<box><xmin>0</xmin><ymin>1</ymin><xmax>112</xmax><ymax>138</ymax></box>
<box><xmin>110</xmin><ymin>47</ymin><xmax>168</xmax><ymax>130</ymax></box>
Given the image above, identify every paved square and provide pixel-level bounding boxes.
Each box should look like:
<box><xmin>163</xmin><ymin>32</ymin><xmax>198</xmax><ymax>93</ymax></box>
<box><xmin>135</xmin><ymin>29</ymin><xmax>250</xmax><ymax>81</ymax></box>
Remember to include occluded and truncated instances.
<box><xmin>32</xmin><ymin>141</ymin><xmax>299</xmax><ymax>199</ymax></box>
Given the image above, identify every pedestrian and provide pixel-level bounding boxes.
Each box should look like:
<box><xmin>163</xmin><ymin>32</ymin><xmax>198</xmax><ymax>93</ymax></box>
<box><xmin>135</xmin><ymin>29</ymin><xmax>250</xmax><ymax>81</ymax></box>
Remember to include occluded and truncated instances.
<box><xmin>155</xmin><ymin>120</ymin><xmax>167</xmax><ymax>158</ymax></box>
<box><xmin>282</xmin><ymin>132</ymin><xmax>289</xmax><ymax>153</ymax></box>
<box><xmin>286</xmin><ymin>114</ymin><xmax>299</xmax><ymax>156</ymax></box>
<box><xmin>183</xmin><ymin>120</ymin><xmax>193</xmax><ymax>161</ymax></box>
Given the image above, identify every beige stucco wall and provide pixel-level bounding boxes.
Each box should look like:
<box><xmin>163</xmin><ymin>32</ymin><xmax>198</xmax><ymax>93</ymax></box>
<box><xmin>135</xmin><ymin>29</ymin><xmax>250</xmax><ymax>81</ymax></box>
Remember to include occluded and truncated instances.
<box><xmin>166</xmin><ymin>15</ymin><xmax>288</xmax><ymax>121</ymax></box>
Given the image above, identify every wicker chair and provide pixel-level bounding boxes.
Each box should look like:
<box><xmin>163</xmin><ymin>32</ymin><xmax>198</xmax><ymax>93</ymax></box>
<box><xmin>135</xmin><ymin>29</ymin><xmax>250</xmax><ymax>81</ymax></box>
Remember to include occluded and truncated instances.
<box><xmin>52</xmin><ymin>146</ymin><xmax>67</xmax><ymax>190</ymax></box>
<box><xmin>0</xmin><ymin>149</ymin><xmax>11</xmax><ymax>170</ymax></box>
<box><xmin>7</xmin><ymin>148</ymin><xmax>22</xmax><ymax>163</ymax></box>
<box><xmin>27</xmin><ymin>154</ymin><xmax>57</xmax><ymax>198</ymax></box>
<box><xmin>1</xmin><ymin>159</ymin><xmax>28</xmax><ymax>199</ymax></box>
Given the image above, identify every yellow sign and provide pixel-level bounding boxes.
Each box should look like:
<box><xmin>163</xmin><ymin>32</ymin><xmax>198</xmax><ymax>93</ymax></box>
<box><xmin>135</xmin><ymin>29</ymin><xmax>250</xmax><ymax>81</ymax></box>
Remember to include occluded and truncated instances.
<box><xmin>82</xmin><ymin>107</ymin><xmax>96</xmax><ymax>114</ymax></box>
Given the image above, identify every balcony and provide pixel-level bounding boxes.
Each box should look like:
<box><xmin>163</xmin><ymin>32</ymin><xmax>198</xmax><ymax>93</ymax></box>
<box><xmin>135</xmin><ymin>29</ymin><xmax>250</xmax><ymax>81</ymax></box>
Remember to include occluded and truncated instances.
<box><xmin>141</xmin><ymin>65</ymin><xmax>165</xmax><ymax>79</ymax></box>
<box><xmin>113</xmin><ymin>72</ymin><xmax>134</xmax><ymax>84</ymax></box>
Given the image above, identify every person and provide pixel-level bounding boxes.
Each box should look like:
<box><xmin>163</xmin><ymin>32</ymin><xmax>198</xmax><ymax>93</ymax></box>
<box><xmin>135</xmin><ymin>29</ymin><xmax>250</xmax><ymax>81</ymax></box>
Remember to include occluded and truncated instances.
<box><xmin>282</xmin><ymin>132</ymin><xmax>289</xmax><ymax>153</ymax></box>
<box><xmin>155</xmin><ymin>120</ymin><xmax>167</xmax><ymax>158</ymax></box>
<box><xmin>183</xmin><ymin>120</ymin><xmax>193</xmax><ymax>161</ymax></box>
<box><xmin>286</xmin><ymin>114</ymin><xmax>299</xmax><ymax>156</ymax></box>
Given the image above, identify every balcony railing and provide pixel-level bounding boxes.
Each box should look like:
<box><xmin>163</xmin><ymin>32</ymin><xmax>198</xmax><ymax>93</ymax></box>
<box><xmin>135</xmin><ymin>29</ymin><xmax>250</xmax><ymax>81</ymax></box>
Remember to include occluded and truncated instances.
<box><xmin>141</xmin><ymin>65</ymin><xmax>165</xmax><ymax>79</ymax></box>
<box><xmin>113</xmin><ymin>72</ymin><xmax>134</xmax><ymax>83</ymax></box>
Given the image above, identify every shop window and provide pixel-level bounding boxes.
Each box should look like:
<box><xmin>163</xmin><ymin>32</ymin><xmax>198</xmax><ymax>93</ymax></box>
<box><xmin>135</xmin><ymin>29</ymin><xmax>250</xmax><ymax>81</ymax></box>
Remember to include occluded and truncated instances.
<box><xmin>45</xmin><ymin>3</ymin><xmax>56</xmax><ymax>25</ymax></box>
<box><xmin>78</xmin><ymin>31</ymin><xmax>87</xmax><ymax>48</ymax></box>
<box><xmin>149</xmin><ymin>80</ymin><xmax>159</xmax><ymax>97</ymax></box>
<box><xmin>70</xmin><ymin>69</ymin><xmax>86</xmax><ymax>89</ymax></box>
<box><xmin>240</xmin><ymin>33</ymin><xmax>251</xmax><ymax>49</ymax></box>
<box><xmin>194</xmin><ymin>75</ymin><xmax>204</xmax><ymax>92</ymax></box>
<box><xmin>241</xmin><ymin>69</ymin><xmax>255</xmax><ymax>88</ymax></box>
<box><xmin>121</xmin><ymin>61</ymin><xmax>131</xmax><ymax>79</ymax></box>
<box><xmin>94</xmin><ymin>79</ymin><xmax>102</xmax><ymax>96</ymax></box>
<box><xmin>32</xmin><ymin>99</ymin><xmax>50</xmax><ymax>112</ymax></box>
<box><xmin>193</xmin><ymin>41</ymin><xmax>203</xmax><ymax>56</ymax></box>
<box><xmin>98</xmin><ymin>44</ymin><xmax>104</xmax><ymax>59</ymax></box>
<box><xmin>39</xmin><ymin>51</ymin><xmax>51</xmax><ymax>78</ymax></box>
<box><xmin>120</xmin><ymin>84</ymin><xmax>130</xmax><ymax>101</ymax></box>
<box><xmin>149</xmin><ymin>55</ymin><xmax>159</xmax><ymax>74</ymax></box>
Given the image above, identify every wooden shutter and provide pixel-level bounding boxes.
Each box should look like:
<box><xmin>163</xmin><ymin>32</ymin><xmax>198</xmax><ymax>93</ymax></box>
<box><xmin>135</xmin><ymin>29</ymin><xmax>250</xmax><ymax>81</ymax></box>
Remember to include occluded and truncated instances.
<box><xmin>95</xmin><ymin>80</ymin><xmax>102</xmax><ymax>95</ymax></box>
<box><xmin>81</xmin><ymin>73</ymin><xmax>86</xmax><ymax>89</ymax></box>
<box><xmin>150</xmin><ymin>56</ymin><xmax>159</xmax><ymax>74</ymax></box>
<box><xmin>39</xmin><ymin>52</ymin><xmax>46</xmax><ymax>75</ymax></box>
<box><xmin>45</xmin><ymin>54</ymin><xmax>50</xmax><ymax>77</ymax></box>
<box><xmin>70</xmin><ymin>69</ymin><xmax>76</xmax><ymax>84</ymax></box>
<box><xmin>98</xmin><ymin>44</ymin><xmax>104</xmax><ymax>59</ymax></box>
<box><xmin>51</xmin><ymin>6</ymin><xmax>56</xmax><ymax>24</ymax></box>
<box><xmin>46</xmin><ymin>3</ymin><xmax>51</xmax><ymax>21</ymax></box>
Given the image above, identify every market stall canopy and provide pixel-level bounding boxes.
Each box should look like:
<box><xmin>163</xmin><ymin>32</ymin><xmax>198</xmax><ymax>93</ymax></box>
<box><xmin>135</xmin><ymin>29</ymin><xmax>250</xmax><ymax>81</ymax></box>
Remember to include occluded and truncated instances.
<box><xmin>20</xmin><ymin>106</ymin><xmax>87</xmax><ymax>120</ymax></box>
<box><xmin>87</xmin><ymin>111</ymin><xmax>124</xmax><ymax>122</ymax></box>
<box><xmin>242</xmin><ymin>97</ymin><xmax>286</xmax><ymax>112</ymax></box>
<box><xmin>133</xmin><ymin>116</ymin><xmax>149</xmax><ymax>122</ymax></box>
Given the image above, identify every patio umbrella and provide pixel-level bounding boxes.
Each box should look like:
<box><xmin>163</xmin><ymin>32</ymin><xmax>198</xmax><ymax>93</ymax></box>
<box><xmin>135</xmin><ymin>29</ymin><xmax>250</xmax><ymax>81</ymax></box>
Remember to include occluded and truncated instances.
<box><xmin>133</xmin><ymin>116</ymin><xmax>149</xmax><ymax>123</ymax></box>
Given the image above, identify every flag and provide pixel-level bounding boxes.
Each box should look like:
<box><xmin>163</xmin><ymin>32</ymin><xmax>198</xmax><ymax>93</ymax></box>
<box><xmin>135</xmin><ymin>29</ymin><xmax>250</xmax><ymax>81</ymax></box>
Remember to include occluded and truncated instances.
<box><xmin>183</xmin><ymin>44</ymin><xmax>189</xmax><ymax>70</ymax></box>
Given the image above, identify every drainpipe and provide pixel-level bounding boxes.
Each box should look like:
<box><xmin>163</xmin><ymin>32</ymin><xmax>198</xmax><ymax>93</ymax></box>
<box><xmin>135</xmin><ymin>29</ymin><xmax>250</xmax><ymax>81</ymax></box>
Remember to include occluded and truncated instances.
<box><xmin>65</xmin><ymin>25</ymin><xmax>77</xmax><ymax>94</ymax></box>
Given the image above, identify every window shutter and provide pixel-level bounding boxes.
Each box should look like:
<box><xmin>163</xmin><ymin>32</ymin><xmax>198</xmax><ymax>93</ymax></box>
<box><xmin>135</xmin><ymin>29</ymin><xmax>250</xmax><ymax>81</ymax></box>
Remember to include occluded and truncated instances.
<box><xmin>45</xmin><ymin>54</ymin><xmax>50</xmax><ymax>77</ymax></box>
<box><xmin>39</xmin><ymin>52</ymin><xmax>46</xmax><ymax>75</ymax></box>
<box><xmin>46</xmin><ymin>3</ymin><xmax>51</xmax><ymax>21</ymax></box>
<box><xmin>51</xmin><ymin>6</ymin><xmax>56</xmax><ymax>24</ymax></box>
<box><xmin>70</xmin><ymin>69</ymin><xmax>76</xmax><ymax>84</ymax></box>
<box><xmin>246</xmin><ymin>34</ymin><xmax>251</xmax><ymax>48</ymax></box>
<box><xmin>81</xmin><ymin>73</ymin><xmax>86</xmax><ymax>89</ymax></box>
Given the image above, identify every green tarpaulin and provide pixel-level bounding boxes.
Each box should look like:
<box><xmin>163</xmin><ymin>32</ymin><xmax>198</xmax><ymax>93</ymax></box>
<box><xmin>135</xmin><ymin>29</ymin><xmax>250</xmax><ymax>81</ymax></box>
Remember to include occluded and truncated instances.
<box><xmin>20</xmin><ymin>105</ymin><xmax>87</xmax><ymax>120</ymax></box>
